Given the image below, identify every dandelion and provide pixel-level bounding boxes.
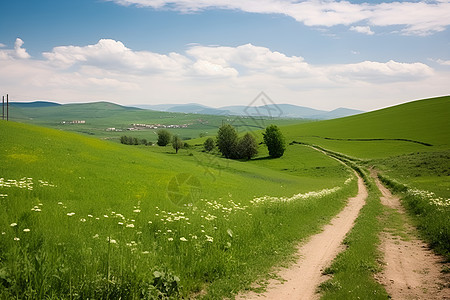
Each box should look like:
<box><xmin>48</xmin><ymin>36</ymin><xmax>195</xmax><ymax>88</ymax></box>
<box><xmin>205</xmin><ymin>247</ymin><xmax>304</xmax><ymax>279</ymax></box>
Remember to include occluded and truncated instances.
<box><xmin>227</xmin><ymin>228</ymin><xmax>233</xmax><ymax>238</ymax></box>
<box><xmin>168</xmin><ymin>237</ymin><xmax>173</xmax><ymax>241</ymax></box>
<box><xmin>205</xmin><ymin>235</ymin><xmax>213</xmax><ymax>243</ymax></box>
<box><xmin>167</xmin><ymin>229</ymin><xmax>172</xmax><ymax>233</ymax></box>
<box><xmin>1</xmin><ymin>232</ymin><xmax>5</xmax><ymax>235</ymax></box>
<box><xmin>180</xmin><ymin>237</ymin><xmax>188</xmax><ymax>242</ymax></box>
<box><xmin>109</xmin><ymin>239</ymin><xmax>117</xmax><ymax>244</ymax></box>
<box><xmin>93</xmin><ymin>234</ymin><xmax>99</xmax><ymax>239</ymax></box>
<box><xmin>126</xmin><ymin>224</ymin><xmax>135</xmax><ymax>228</ymax></box>
<box><xmin>142</xmin><ymin>251</ymin><xmax>150</xmax><ymax>254</ymax></box>
<box><xmin>14</xmin><ymin>237</ymin><xmax>20</xmax><ymax>241</ymax></box>
<box><xmin>88</xmin><ymin>214</ymin><xmax>93</xmax><ymax>218</ymax></box>
<box><xmin>118</xmin><ymin>222</ymin><xmax>124</xmax><ymax>225</ymax></box>
<box><xmin>23</xmin><ymin>228</ymin><xmax>30</xmax><ymax>232</ymax></box>
<box><xmin>148</xmin><ymin>221</ymin><xmax>153</xmax><ymax>224</ymax></box>
<box><xmin>103</xmin><ymin>215</ymin><xmax>109</xmax><ymax>218</ymax></box>
<box><xmin>133</xmin><ymin>209</ymin><xmax>141</xmax><ymax>213</ymax></box>
<box><xmin>192</xmin><ymin>235</ymin><xmax>198</xmax><ymax>239</ymax></box>
<box><xmin>67</xmin><ymin>212</ymin><xmax>75</xmax><ymax>216</ymax></box>
<box><xmin>58</xmin><ymin>202</ymin><xmax>63</xmax><ymax>205</ymax></box>
<box><xmin>10</xmin><ymin>223</ymin><xmax>17</xmax><ymax>227</ymax></box>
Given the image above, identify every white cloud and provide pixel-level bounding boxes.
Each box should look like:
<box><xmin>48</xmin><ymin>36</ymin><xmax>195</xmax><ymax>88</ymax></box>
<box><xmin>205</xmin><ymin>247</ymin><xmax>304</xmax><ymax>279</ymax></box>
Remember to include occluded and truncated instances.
<box><xmin>0</xmin><ymin>38</ymin><xmax>448</xmax><ymax>111</ymax></box>
<box><xmin>437</xmin><ymin>59</ymin><xmax>450</xmax><ymax>66</ymax></box>
<box><xmin>350</xmin><ymin>26</ymin><xmax>374</xmax><ymax>35</ymax></box>
<box><xmin>0</xmin><ymin>38</ymin><xmax>30</xmax><ymax>60</ymax></box>
<box><xmin>107</xmin><ymin>0</ymin><xmax>450</xmax><ymax>36</ymax></box>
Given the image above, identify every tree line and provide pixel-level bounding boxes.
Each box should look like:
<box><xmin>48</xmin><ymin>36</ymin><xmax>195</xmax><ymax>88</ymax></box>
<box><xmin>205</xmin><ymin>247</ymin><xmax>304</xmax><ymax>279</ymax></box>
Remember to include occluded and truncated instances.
<box><xmin>204</xmin><ymin>124</ymin><xmax>286</xmax><ymax>160</ymax></box>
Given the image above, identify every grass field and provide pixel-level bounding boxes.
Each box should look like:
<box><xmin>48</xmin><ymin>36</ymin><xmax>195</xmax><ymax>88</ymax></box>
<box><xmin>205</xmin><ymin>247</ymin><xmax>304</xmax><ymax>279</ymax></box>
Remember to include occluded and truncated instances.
<box><xmin>0</xmin><ymin>120</ymin><xmax>354</xmax><ymax>298</ymax></box>
<box><xmin>1</xmin><ymin>95</ymin><xmax>448</xmax><ymax>298</ymax></box>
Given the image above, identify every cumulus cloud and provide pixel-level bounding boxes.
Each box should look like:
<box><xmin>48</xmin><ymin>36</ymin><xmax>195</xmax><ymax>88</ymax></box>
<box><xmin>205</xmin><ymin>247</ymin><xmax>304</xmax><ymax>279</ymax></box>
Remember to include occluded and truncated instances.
<box><xmin>0</xmin><ymin>38</ymin><xmax>31</xmax><ymax>60</ymax></box>
<box><xmin>43</xmin><ymin>39</ymin><xmax>190</xmax><ymax>74</ymax></box>
<box><xmin>1</xmin><ymin>38</ymin><xmax>448</xmax><ymax>111</ymax></box>
<box><xmin>350</xmin><ymin>26</ymin><xmax>374</xmax><ymax>35</ymax></box>
<box><xmin>107</xmin><ymin>0</ymin><xmax>450</xmax><ymax>36</ymax></box>
<box><xmin>436</xmin><ymin>59</ymin><xmax>450</xmax><ymax>66</ymax></box>
<box><xmin>326</xmin><ymin>60</ymin><xmax>434</xmax><ymax>83</ymax></box>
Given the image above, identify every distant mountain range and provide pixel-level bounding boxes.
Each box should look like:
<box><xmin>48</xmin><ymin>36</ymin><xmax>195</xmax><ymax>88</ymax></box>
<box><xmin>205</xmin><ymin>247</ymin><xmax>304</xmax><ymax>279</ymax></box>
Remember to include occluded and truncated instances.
<box><xmin>134</xmin><ymin>103</ymin><xmax>364</xmax><ymax>120</ymax></box>
<box><xmin>7</xmin><ymin>101</ymin><xmax>364</xmax><ymax>120</ymax></box>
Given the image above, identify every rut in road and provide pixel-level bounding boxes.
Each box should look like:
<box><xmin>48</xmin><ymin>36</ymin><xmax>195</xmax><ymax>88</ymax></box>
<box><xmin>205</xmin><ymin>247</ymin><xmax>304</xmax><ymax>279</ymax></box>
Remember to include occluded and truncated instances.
<box><xmin>372</xmin><ymin>172</ymin><xmax>450</xmax><ymax>299</ymax></box>
<box><xmin>237</xmin><ymin>172</ymin><xmax>367</xmax><ymax>300</ymax></box>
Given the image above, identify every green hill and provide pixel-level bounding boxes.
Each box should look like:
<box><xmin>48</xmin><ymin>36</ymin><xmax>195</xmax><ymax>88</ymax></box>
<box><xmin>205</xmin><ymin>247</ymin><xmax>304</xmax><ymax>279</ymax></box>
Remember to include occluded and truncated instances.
<box><xmin>0</xmin><ymin>120</ymin><xmax>354</xmax><ymax>298</ymax></box>
<box><xmin>283</xmin><ymin>96</ymin><xmax>450</xmax><ymax>158</ymax></box>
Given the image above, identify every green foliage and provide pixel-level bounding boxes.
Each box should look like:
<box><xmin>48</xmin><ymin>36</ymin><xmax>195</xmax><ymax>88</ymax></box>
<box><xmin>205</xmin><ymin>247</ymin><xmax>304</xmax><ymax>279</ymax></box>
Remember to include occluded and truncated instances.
<box><xmin>172</xmin><ymin>135</ymin><xmax>184</xmax><ymax>154</ymax></box>
<box><xmin>120</xmin><ymin>135</ymin><xmax>149</xmax><ymax>146</ymax></box>
<box><xmin>216</xmin><ymin>124</ymin><xmax>238</xmax><ymax>159</ymax></box>
<box><xmin>203</xmin><ymin>137</ymin><xmax>215</xmax><ymax>152</ymax></box>
<box><xmin>157</xmin><ymin>129</ymin><xmax>172</xmax><ymax>146</ymax></box>
<box><xmin>263</xmin><ymin>125</ymin><xmax>286</xmax><ymax>158</ymax></box>
<box><xmin>237</xmin><ymin>133</ymin><xmax>258</xmax><ymax>160</ymax></box>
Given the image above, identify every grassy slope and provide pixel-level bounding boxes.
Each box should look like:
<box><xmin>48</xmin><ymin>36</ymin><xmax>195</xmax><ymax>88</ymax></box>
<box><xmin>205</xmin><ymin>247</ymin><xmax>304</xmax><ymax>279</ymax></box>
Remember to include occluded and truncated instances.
<box><xmin>9</xmin><ymin>102</ymin><xmax>305</xmax><ymax>142</ymax></box>
<box><xmin>0</xmin><ymin>120</ymin><xmax>354</xmax><ymax>298</ymax></box>
<box><xmin>283</xmin><ymin>95</ymin><xmax>449</xmax><ymax>158</ymax></box>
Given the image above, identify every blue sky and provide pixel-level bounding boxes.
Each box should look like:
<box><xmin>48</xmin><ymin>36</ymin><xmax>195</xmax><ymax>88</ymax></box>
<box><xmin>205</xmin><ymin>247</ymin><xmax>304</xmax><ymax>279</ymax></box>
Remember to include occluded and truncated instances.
<box><xmin>1</xmin><ymin>0</ymin><xmax>449</xmax><ymax>110</ymax></box>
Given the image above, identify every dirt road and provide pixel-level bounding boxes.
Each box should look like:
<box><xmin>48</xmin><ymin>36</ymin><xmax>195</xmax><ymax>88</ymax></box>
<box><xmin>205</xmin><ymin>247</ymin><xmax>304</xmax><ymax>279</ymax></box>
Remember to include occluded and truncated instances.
<box><xmin>237</xmin><ymin>173</ymin><xmax>367</xmax><ymax>300</ymax></box>
<box><xmin>373</xmin><ymin>173</ymin><xmax>450</xmax><ymax>299</ymax></box>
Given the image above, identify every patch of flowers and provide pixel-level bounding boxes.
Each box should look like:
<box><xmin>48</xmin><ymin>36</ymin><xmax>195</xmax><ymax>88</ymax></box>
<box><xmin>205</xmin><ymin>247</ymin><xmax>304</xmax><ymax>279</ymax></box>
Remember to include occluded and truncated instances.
<box><xmin>250</xmin><ymin>187</ymin><xmax>341</xmax><ymax>205</ymax></box>
<box><xmin>407</xmin><ymin>188</ymin><xmax>450</xmax><ymax>208</ymax></box>
<box><xmin>0</xmin><ymin>177</ymin><xmax>56</xmax><ymax>190</ymax></box>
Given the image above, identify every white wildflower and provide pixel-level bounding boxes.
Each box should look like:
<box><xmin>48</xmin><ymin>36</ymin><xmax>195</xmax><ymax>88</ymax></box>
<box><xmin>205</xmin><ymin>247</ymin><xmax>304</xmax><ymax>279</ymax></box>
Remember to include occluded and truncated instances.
<box><xmin>67</xmin><ymin>212</ymin><xmax>75</xmax><ymax>216</ymax></box>
<box><xmin>14</xmin><ymin>237</ymin><xmax>20</xmax><ymax>241</ymax></box>
<box><xmin>168</xmin><ymin>237</ymin><xmax>173</xmax><ymax>241</ymax></box>
<box><xmin>126</xmin><ymin>224</ymin><xmax>134</xmax><ymax>228</ymax></box>
<box><xmin>23</xmin><ymin>228</ymin><xmax>30</xmax><ymax>232</ymax></box>
<box><xmin>205</xmin><ymin>235</ymin><xmax>213</xmax><ymax>243</ymax></box>
<box><xmin>10</xmin><ymin>223</ymin><xmax>17</xmax><ymax>227</ymax></box>
<box><xmin>180</xmin><ymin>237</ymin><xmax>188</xmax><ymax>242</ymax></box>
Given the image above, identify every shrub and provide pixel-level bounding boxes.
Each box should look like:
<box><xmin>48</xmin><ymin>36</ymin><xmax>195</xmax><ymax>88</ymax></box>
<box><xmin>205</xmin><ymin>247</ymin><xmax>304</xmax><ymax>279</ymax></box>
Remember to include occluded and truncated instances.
<box><xmin>263</xmin><ymin>125</ymin><xmax>286</xmax><ymax>158</ymax></box>
<box><xmin>203</xmin><ymin>137</ymin><xmax>215</xmax><ymax>152</ymax></box>
<box><xmin>157</xmin><ymin>130</ymin><xmax>172</xmax><ymax>146</ymax></box>
<box><xmin>237</xmin><ymin>133</ymin><xmax>258</xmax><ymax>160</ymax></box>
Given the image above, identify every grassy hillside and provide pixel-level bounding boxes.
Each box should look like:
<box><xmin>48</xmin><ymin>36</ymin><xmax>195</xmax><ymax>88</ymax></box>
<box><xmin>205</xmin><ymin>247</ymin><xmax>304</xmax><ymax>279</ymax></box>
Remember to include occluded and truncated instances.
<box><xmin>283</xmin><ymin>96</ymin><xmax>449</xmax><ymax>158</ymax></box>
<box><xmin>8</xmin><ymin>101</ymin><xmax>305</xmax><ymax>142</ymax></box>
<box><xmin>0</xmin><ymin>120</ymin><xmax>354</xmax><ymax>298</ymax></box>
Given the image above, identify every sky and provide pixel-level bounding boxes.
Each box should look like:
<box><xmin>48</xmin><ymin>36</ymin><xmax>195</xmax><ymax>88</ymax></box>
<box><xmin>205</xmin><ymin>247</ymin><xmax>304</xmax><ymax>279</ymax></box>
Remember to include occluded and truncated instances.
<box><xmin>0</xmin><ymin>0</ymin><xmax>449</xmax><ymax>111</ymax></box>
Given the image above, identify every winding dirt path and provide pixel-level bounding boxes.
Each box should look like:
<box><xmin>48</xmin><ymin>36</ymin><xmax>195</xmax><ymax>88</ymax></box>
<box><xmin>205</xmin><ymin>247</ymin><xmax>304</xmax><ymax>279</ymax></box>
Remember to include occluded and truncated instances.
<box><xmin>372</xmin><ymin>172</ymin><xmax>450</xmax><ymax>299</ymax></box>
<box><xmin>237</xmin><ymin>173</ymin><xmax>367</xmax><ymax>300</ymax></box>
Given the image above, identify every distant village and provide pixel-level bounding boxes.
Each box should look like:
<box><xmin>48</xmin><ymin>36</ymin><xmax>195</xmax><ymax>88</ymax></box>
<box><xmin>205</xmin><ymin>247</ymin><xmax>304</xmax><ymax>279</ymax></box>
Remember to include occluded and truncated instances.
<box><xmin>106</xmin><ymin>123</ymin><xmax>193</xmax><ymax>132</ymax></box>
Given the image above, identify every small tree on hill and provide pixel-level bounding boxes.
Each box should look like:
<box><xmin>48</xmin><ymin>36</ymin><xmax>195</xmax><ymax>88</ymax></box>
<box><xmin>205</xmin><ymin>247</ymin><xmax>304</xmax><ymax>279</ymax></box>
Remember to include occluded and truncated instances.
<box><xmin>263</xmin><ymin>124</ymin><xmax>286</xmax><ymax>158</ymax></box>
<box><xmin>203</xmin><ymin>137</ymin><xmax>215</xmax><ymax>152</ymax></box>
<box><xmin>157</xmin><ymin>129</ymin><xmax>171</xmax><ymax>146</ymax></box>
<box><xmin>237</xmin><ymin>133</ymin><xmax>258</xmax><ymax>160</ymax></box>
<box><xmin>216</xmin><ymin>124</ymin><xmax>238</xmax><ymax>158</ymax></box>
<box><xmin>172</xmin><ymin>135</ymin><xmax>184</xmax><ymax>154</ymax></box>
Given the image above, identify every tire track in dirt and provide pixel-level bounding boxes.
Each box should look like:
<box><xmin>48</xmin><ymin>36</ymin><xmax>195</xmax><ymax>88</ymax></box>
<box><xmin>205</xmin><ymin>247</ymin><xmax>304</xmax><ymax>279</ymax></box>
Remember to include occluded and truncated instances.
<box><xmin>372</xmin><ymin>172</ymin><xmax>450</xmax><ymax>299</ymax></box>
<box><xmin>237</xmin><ymin>172</ymin><xmax>367</xmax><ymax>300</ymax></box>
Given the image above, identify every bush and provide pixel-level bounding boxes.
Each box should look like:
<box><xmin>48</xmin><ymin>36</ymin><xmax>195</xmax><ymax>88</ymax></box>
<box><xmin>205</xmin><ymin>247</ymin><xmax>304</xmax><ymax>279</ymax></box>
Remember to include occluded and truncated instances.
<box><xmin>263</xmin><ymin>125</ymin><xmax>286</xmax><ymax>158</ymax></box>
<box><xmin>157</xmin><ymin>130</ymin><xmax>172</xmax><ymax>146</ymax></box>
<box><xmin>237</xmin><ymin>133</ymin><xmax>258</xmax><ymax>160</ymax></box>
<box><xmin>203</xmin><ymin>137</ymin><xmax>215</xmax><ymax>152</ymax></box>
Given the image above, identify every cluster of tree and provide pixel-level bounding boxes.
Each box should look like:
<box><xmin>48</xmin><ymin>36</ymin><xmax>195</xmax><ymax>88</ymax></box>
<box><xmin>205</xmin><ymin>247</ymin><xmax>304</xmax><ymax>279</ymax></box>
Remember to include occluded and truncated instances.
<box><xmin>120</xmin><ymin>135</ymin><xmax>152</xmax><ymax>146</ymax></box>
<box><xmin>156</xmin><ymin>129</ymin><xmax>188</xmax><ymax>154</ymax></box>
<box><xmin>206</xmin><ymin>124</ymin><xmax>285</xmax><ymax>160</ymax></box>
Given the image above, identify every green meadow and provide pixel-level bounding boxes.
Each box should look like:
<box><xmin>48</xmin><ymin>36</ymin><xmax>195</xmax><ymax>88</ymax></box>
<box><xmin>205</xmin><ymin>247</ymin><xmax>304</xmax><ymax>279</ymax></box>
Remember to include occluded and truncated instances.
<box><xmin>1</xmin><ymin>95</ymin><xmax>448</xmax><ymax>298</ymax></box>
<box><xmin>0</xmin><ymin>120</ymin><xmax>354</xmax><ymax>298</ymax></box>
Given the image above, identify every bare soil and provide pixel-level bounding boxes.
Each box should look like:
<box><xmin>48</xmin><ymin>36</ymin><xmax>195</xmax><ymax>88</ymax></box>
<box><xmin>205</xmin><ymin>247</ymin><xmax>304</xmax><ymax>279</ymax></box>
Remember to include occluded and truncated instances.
<box><xmin>237</xmin><ymin>173</ymin><xmax>367</xmax><ymax>300</ymax></box>
<box><xmin>373</xmin><ymin>173</ymin><xmax>450</xmax><ymax>300</ymax></box>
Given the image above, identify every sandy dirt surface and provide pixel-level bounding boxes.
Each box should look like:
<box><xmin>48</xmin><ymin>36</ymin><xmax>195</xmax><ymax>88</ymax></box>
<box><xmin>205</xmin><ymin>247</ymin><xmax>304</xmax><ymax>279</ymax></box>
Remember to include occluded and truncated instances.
<box><xmin>237</xmin><ymin>173</ymin><xmax>367</xmax><ymax>300</ymax></box>
<box><xmin>373</xmin><ymin>173</ymin><xmax>450</xmax><ymax>300</ymax></box>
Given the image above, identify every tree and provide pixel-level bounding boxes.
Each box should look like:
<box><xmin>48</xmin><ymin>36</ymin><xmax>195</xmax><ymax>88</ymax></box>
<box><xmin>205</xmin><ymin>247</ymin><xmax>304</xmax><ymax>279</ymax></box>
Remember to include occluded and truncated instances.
<box><xmin>203</xmin><ymin>137</ymin><xmax>215</xmax><ymax>152</ymax></box>
<box><xmin>216</xmin><ymin>124</ymin><xmax>238</xmax><ymax>158</ymax></box>
<box><xmin>263</xmin><ymin>124</ymin><xmax>286</xmax><ymax>158</ymax></box>
<box><xmin>237</xmin><ymin>133</ymin><xmax>258</xmax><ymax>160</ymax></box>
<box><xmin>157</xmin><ymin>129</ymin><xmax>172</xmax><ymax>146</ymax></box>
<box><xmin>172</xmin><ymin>135</ymin><xmax>184</xmax><ymax>154</ymax></box>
